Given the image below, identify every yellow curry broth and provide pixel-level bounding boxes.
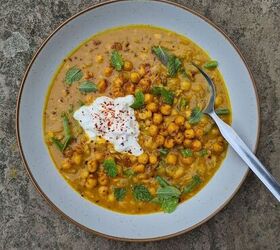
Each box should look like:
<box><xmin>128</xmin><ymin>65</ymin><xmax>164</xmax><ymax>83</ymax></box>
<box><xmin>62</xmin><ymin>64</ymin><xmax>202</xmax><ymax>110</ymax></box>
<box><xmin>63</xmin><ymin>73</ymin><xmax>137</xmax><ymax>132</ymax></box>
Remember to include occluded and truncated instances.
<box><xmin>44</xmin><ymin>25</ymin><xmax>231</xmax><ymax>214</ymax></box>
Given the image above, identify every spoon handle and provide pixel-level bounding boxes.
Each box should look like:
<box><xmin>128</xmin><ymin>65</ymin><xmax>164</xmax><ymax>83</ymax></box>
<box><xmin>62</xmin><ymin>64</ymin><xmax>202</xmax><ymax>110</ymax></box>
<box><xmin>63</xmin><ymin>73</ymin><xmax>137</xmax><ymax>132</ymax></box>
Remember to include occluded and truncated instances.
<box><xmin>210</xmin><ymin>112</ymin><xmax>280</xmax><ymax>202</ymax></box>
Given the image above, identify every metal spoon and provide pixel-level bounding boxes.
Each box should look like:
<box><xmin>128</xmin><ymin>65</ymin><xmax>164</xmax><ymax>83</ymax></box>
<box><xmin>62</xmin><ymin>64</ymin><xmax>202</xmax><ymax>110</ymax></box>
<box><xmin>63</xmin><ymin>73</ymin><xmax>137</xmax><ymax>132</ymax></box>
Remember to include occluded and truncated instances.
<box><xmin>193</xmin><ymin>64</ymin><xmax>280</xmax><ymax>202</ymax></box>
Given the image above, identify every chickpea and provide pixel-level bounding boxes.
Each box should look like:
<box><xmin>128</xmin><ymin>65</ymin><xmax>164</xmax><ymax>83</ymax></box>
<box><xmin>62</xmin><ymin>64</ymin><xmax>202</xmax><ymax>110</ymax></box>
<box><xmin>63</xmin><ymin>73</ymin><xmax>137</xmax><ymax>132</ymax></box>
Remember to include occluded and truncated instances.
<box><xmin>113</xmin><ymin>77</ymin><xmax>124</xmax><ymax>87</ymax></box>
<box><xmin>95</xmin><ymin>55</ymin><xmax>103</xmax><ymax>63</ymax></box>
<box><xmin>107</xmin><ymin>193</ymin><xmax>115</xmax><ymax>202</ymax></box>
<box><xmin>181</xmin><ymin>80</ymin><xmax>191</xmax><ymax>91</ymax></box>
<box><xmin>84</xmin><ymin>71</ymin><xmax>94</xmax><ymax>80</ymax></box>
<box><xmin>72</xmin><ymin>153</ymin><xmax>82</xmax><ymax>165</ymax></box>
<box><xmin>85</xmin><ymin>178</ymin><xmax>97</xmax><ymax>189</ymax></box>
<box><xmin>185</xmin><ymin>110</ymin><xmax>192</xmax><ymax>119</ymax></box>
<box><xmin>98</xmin><ymin>174</ymin><xmax>109</xmax><ymax>185</ymax></box>
<box><xmin>138</xmin><ymin>64</ymin><xmax>146</xmax><ymax>76</ymax></box>
<box><xmin>164</xmin><ymin>138</ymin><xmax>175</xmax><ymax>149</ymax></box>
<box><xmin>132</xmin><ymin>164</ymin><xmax>145</xmax><ymax>173</ymax></box>
<box><xmin>184</xmin><ymin>129</ymin><xmax>195</xmax><ymax>139</ymax></box>
<box><xmin>171</xmin><ymin>108</ymin><xmax>179</xmax><ymax>116</ymax></box>
<box><xmin>149</xmin><ymin>187</ymin><xmax>156</xmax><ymax>196</ymax></box>
<box><xmin>149</xmin><ymin>124</ymin><xmax>159</xmax><ymax>136</ymax></box>
<box><xmin>213</xmin><ymin>142</ymin><xmax>224</xmax><ymax>153</ymax></box>
<box><xmin>167</xmin><ymin>122</ymin><xmax>179</xmax><ymax>135</ymax></box>
<box><xmin>166</xmin><ymin>153</ymin><xmax>177</xmax><ymax>165</ymax></box>
<box><xmin>103</xmin><ymin>67</ymin><xmax>113</xmax><ymax>77</ymax></box>
<box><xmin>139</xmin><ymin>110</ymin><xmax>152</xmax><ymax>120</ymax></box>
<box><xmin>149</xmin><ymin>154</ymin><xmax>158</xmax><ymax>164</ymax></box>
<box><xmin>192</xmin><ymin>139</ymin><xmax>202</xmax><ymax>151</ymax></box>
<box><xmin>180</xmin><ymin>156</ymin><xmax>194</xmax><ymax>165</ymax></box>
<box><xmin>98</xmin><ymin>186</ymin><xmax>108</xmax><ymax>197</ymax></box>
<box><xmin>61</xmin><ymin>159</ymin><xmax>72</xmax><ymax>170</ymax></box>
<box><xmin>215</xmin><ymin>96</ymin><xmax>223</xmax><ymax>107</ymax></box>
<box><xmin>123</xmin><ymin>82</ymin><xmax>135</xmax><ymax>94</ymax></box>
<box><xmin>147</xmin><ymin>102</ymin><xmax>158</xmax><ymax>112</ymax></box>
<box><xmin>85</xmin><ymin>94</ymin><xmax>94</xmax><ymax>104</ymax></box>
<box><xmin>174</xmin><ymin>132</ymin><xmax>184</xmax><ymax>144</ymax></box>
<box><xmin>155</xmin><ymin>134</ymin><xmax>165</xmax><ymax>146</ymax></box>
<box><xmin>211</xmin><ymin>127</ymin><xmax>220</xmax><ymax>136</ymax></box>
<box><xmin>153</xmin><ymin>113</ymin><xmax>163</xmax><ymax>124</ymax></box>
<box><xmin>183</xmin><ymin>139</ymin><xmax>192</xmax><ymax>147</ymax></box>
<box><xmin>173</xmin><ymin>166</ymin><xmax>184</xmax><ymax>179</ymax></box>
<box><xmin>130</xmin><ymin>72</ymin><xmax>141</xmax><ymax>83</ymax></box>
<box><xmin>87</xmin><ymin>159</ymin><xmax>98</xmax><ymax>173</ymax></box>
<box><xmin>94</xmin><ymin>152</ymin><xmax>104</xmax><ymax>162</ymax></box>
<box><xmin>195</xmin><ymin>128</ymin><xmax>204</xmax><ymax>138</ymax></box>
<box><xmin>97</xmin><ymin>79</ymin><xmax>108</xmax><ymax>93</ymax></box>
<box><xmin>123</xmin><ymin>60</ymin><xmax>133</xmax><ymax>71</ymax></box>
<box><xmin>175</xmin><ymin>115</ymin><xmax>185</xmax><ymax>126</ymax></box>
<box><xmin>144</xmin><ymin>93</ymin><xmax>153</xmax><ymax>104</ymax></box>
<box><xmin>138</xmin><ymin>153</ymin><xmax>149</xmax><ymax>164</ymax></box>
<box><xmin>160</xmin><ymin>104</ymin><xmax>172</xmax><ymax>115</ymax></box>
<box><xmin>138</xmin><ymin>78</ymin><xmax>151</xmax><ymax>92</ymax></box>
<box><xmin>80</xmin><ymin>169</ymin><xmax>89</xmax><ymax>179</ymax></box>
<box><xmin>144</xmin><ymin>137</ymin><xmax>154</xmax><ymax>149</ymax></box>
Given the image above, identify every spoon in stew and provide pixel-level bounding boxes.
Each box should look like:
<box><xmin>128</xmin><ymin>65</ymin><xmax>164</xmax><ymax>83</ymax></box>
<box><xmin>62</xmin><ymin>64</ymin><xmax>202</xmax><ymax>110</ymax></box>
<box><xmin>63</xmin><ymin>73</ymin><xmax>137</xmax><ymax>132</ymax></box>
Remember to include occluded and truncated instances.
<box><xmin>193</xmin><ymin>64</ymin><xmax>280</xmax><ymax>202</ymax></box>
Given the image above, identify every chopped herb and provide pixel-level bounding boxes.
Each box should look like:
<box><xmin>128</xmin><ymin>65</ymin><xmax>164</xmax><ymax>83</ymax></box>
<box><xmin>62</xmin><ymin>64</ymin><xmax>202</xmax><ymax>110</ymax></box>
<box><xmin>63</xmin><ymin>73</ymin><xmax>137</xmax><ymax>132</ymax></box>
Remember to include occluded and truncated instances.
<box><xmin>167</xmin><ymin>55</ymin><xmax>182</xmax><ymax>77</ymax></box>
<box><xmin>156</xmin><ymin>176</ymin><xmax>170</xmax><ymax>188</ymax></box>
<box><xmin>51</xmin><ymin>137</ymin><xmax>64</xmax><ymax>151</ymax></box>
<box><xmin>130</xmin><ymin>91</ymin><xmax>145</xmax><ymax>109</ymax></box>
<box><xmin>158</xmin><ymin>196</ymin><xmax>179</xmax><ymax>213</ymax></box>
<box><xmin>183</xmin><ymin>175</ymin><xmax>202</xmax><ymax>194</ymax></box>
<box><xmin>111</xmin><ymin>50</ymin><xmax>123</xmax><ymax>71</ymax></box>
<box><xmin>62</xmin><ymin>135</ymin><xmax>71</xmax><ymax>151</ymax></box>
<box><xmin>65</xmin><ymin>66</ymin><xmax>83</xmax><ymax>85</ymax></box>
<box><xmin>204</xmin><ymin>60</ymin><xmax>218</xmax><ymax>69</ymax></box>
<box><xmin>157</xmin><ymin>186</ymin><xmax>181</xmax><ymax>198</ymax></box>
<box><xmin>62</xmin><ymin>115</ymin><xmax>71</xmax><ymax>138</ymax></box>
<box><xmin>79</xmin><ymin>81</ymin><xmax>98</xmax><ymax>93</ymax></box>
<box><xmin>198</xmin><ymin>149</ymin><xmax>208</xmax><ymax>157</ymax></box>
<box><xmin>123</xmin><ymin>168</ymin><xmax>135</xmax><ymax>177</ymax></box>
<box><xmin>188</xmin><ymin>107</ymin><xmax>203</xmax><ymax>124</ymax></box>
<box><xmin>152</xmin><ymin>46</ymin><xmax>170</xmax><ymax>65</ymax></box>
<box><xmin>158</xmin><ymin>148</ymin><xmax>169</xmax><ymax>157</ymax></box>
<box><xmin>178</xmin><ymin>97</ymin><xmax>188</xmax><ymax>111</ymax></box>
<box><xmin>103</xmin><ymin>159</ymin><xmax>118</xmax><ymax>177</ymax></box>
<box><xmin>132</xmin><ymin>185</ymin><xmax>152</xmax><ymax>201</ymax></box>
<box><xmin>151</xmin><ymin>86</ymin><xmax>174</xmax><ymax>105</ymax></box>
<box><xmin>114</xmin><ymin>188</ymin><xmax>127</xmax><ymax>201</ymax></box>
<box><xmin>181</xmin><ymin>148</ymin><xmax>193</xmax><ymax>157</ymax></box>
<box><xmin>215</xmin><ymin>108</ymin><xmax>230</xmax><ymax>115</ymax></box>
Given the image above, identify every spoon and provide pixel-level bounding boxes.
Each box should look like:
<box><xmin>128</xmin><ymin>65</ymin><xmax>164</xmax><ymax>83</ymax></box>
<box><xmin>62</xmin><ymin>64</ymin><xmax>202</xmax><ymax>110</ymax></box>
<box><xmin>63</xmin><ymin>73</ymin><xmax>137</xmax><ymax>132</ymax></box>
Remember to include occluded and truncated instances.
<box><xmin>193</xmin><ymin>64</ymin><xmax>280</xmax><ymax>202</ymax></box>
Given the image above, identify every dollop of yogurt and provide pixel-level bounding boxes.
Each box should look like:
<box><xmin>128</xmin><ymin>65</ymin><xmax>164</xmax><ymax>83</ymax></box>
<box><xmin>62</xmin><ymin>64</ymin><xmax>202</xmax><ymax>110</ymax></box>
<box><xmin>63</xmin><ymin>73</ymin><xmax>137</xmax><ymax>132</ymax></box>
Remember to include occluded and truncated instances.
<box><xmin>73</xmin><ymin>95</ymin><xmax>143</xmax><ymax>156</ymax></box>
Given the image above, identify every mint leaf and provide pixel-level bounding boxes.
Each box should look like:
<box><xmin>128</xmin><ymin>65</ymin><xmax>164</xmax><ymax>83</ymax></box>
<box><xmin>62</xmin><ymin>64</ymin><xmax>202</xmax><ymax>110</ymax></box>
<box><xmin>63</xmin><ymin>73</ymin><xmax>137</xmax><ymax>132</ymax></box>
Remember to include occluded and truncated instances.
<box><xmin>160</xmin><ymin>196</ymin><xmax>179</xmax><ymax>213</ymax></box>
<box><xmin>130</xmin><ymin>91</ymin><xmax>145</xmax><ymax>109</ymax></box>
<box><xmin>151</xmin><ymin>86</ymin><xmax>174</xmax><ymax>105</ymax></box>
<box><xmin>103</xmin><ymin>159</ymin><xmax>118</xmax><ymax>177</ymax></box>
<box><xmin>51</xmin><ymin>137</ymin><xmax>64</xmax><ymax>151</ymax></box>
<box><xmin>111</xmin><ymin>51</ymin><xmax>123</xmax><ymax>71</ymax></box>
<box><xmin>198</xmin><ymin>149</ymin><xmax>208</xmax><ymax>157</ymax></box>
<box><xmin>158</xmin><ymin>148</ymin><xmax>169</xmax><ymax>157</ymax></box>
<box><xmin>65</xmin><ymin>66</ymin><xmax>83</xmax><ymax>85</ymax></box>
<box><xmin>79</xmin><ymin>81</ymin><xmax>98</xmax><ymax>93</ymax></box>
<box><xmin>215</xmin><ymin>108</ymin><xmax>230</xmax><ymax>115</ymax></box>
<box><xmin>167</xmin><ymin>55</ymin><xmax>182</xmax><ymax>77</ymax></box>
<box><xmin>178</xmin><ymin>97</ymin><xmax>188</xmax><ymax>111</ymax></box>
<box><xmin>183</xmin><ymin>175</ymin><xmax>202</xmax><ymax>194</ymax></box>
<box><xmin>114</xmin><ymin>188</ymin><xmax>127</xmax><ymax>201</ymax></box>
<box><xmin>123</xmin><ymin>168</ymin><xmax>135</xmax><ymax>177</ymax></box>
<box><xmin>189</xmin><ymin>107</ymin><xmax>203</xmax><ymax>124</ymax></box>
<box><xmin>181</xmin><ymin>148</ymin><xmax>193</xmax><ymax>157</ymax></box>
<box><xmin>152</xmin><ymin>46</ymin><xmax>170</xmax><ymax>65</ymax></box>
<box><xmin>155</xmin><ymin>176</ymin><xmax>170</xmax><ymax>188</ymax></box>
<box><xmin>133</xmin><ymin>185</ymin><xmax>152</xmax><ymax>201</ymax></box>
<box><xmin>204</xmin><ymin>60</ymin><xmax>218</xmax><ymax>69</ymax></box>
<box><xmin>157</xmin><ymin>186</ymin><xmax>181</xmax><ymax>198</ymax></box>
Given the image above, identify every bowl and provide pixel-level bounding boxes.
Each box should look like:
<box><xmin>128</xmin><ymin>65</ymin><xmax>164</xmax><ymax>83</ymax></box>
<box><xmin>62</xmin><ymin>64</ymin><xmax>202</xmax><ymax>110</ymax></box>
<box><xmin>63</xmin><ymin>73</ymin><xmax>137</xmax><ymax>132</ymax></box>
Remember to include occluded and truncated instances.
<box><xmin>16</xmin><ymin>0</ymin><xmax>259</xmax><ymax>241</ymax></box>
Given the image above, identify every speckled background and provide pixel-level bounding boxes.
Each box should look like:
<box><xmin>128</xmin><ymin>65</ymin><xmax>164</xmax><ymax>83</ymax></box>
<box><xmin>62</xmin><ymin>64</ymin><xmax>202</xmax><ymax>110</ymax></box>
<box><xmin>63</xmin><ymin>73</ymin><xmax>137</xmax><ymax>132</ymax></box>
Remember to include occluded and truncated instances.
<box><xmin>0</xmin><ymin>0</ymin><xmax>279</xmax><ymax>249</ymax></box>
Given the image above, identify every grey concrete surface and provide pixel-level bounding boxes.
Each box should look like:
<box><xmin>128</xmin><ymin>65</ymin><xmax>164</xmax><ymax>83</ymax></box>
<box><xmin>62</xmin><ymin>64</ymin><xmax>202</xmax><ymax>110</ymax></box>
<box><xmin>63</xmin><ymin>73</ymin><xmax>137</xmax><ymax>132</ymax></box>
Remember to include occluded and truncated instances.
<box><xmin>0</xmin><ymin>0</ymin><xmax>279</xmax><ymax>249</ymax></box>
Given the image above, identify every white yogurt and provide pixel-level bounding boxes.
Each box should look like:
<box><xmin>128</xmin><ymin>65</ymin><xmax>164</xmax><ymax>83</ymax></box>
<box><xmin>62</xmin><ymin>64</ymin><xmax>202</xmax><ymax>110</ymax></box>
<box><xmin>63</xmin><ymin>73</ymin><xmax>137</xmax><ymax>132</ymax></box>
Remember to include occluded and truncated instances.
<box><xmin>73</xmin><ymin>95</ymin><xmax>143</xmax><ymax>156</ymax></box>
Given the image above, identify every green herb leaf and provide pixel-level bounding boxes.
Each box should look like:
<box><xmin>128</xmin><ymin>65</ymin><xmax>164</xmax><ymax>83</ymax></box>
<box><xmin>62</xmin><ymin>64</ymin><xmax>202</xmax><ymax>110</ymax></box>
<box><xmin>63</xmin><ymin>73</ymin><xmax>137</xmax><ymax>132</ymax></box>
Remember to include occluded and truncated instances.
<box><xmin>62</xmin><ymin>135</ymin><xmax>72</xmax><ymax>151</ymax></box>
<box><xmin>123</xmin><ymin>168</ymin><xmax>135</xmax><ymax>177</ymax></box>
<box><xmin>198</xmin><ymin>149</ymin><xmax>208</xmax><ymax>157</ymax></box>
<box><xmin>167</xmin><ymin>55</ymin><xmax>182</xmax><ymax>77</ymax></box>
<box><xmin>178</xmin><ymin>97</ymin><xmax>188</xmax><ymax>111</ymax></box>
<box><xmin>215</xmin><ymin>108</ymin><xmax>230</xmax><ymax>115</ymax></box>
<box><xmin>151</xmin><ymin>86</ymin><xmax>174</xmax><ymax>105</ymax></box>
<box><xmin>103</xmin><ymin>159</ymin><xmax>118</xmax><ymax>177</ymax></box>
<box><xmin>130</xmin><ymin>91</ymin><xmax>145</xmax><ymax>109</ymax></box>
<box><xmin>51</xmin><ymin>137</ymin><xmax>64</xmax><ymax>152</ymax></box>
<box><xmin>111</xmin><ymin>50</ymin><xmax>123</xmax><ymax>71</ymax></box>
<box><xmin>79</xmin><ymin>81</ymin><xmax>98</xmax><ymax>93</ymax></box>
<box><xmin>160</xmin><ymin>196</ymin><xmax>179</xmax><ymax>213</ymax></box>
<box><xmin>152</xmin><ymin>46</ymin><xmax>170</xmax><ymax>65</ymax></box>
<box><xmin>181</xmin><ymin>148</ymin><xmax>193</xmax><ymax>157</ymax></box>
<box><xmin>65</xmin><ymin>66</ymin><xmax>83</xmax><ymax>85</ymax></box>
<box><xmin>133</xmin><ymin>185</ymin><xmax>152</xmax><ymax>201</ymax></box>
<box><xmin>183</xmin><ymin>175</ymin><xmax>202</xmax><ymax>194</ymax></box>
<box><xmin>204</xmin><ymin>60</ymin><xmax>218</xmax><ymax>69</ymax></box>
<box><xmin>188</xmin><ymin>107</ymin><xmax>203</xmax><ymax>124</ymax></box>
<box><xmin>114</xmin><ymin>188</ymin><xmax>127</xmax><ymax>201</ymax></box>
<box><xmin>62</xmin><ymin>115</ymin><xmax>71</xmax><ymax>138</ymax></box>
<box><xmin>156</xmin><ymin>176</ymin><xmax>170</xmax><ymax>188</ymax></box>
<box><xmin>157</xmin><ymin>186</ymin><xmax>181</xmax><ymax>198</ymax></box>
<box><xmin>158</xmin><ymin>148</ymin><xmax>169</xmax><ymax>157</ymax></box>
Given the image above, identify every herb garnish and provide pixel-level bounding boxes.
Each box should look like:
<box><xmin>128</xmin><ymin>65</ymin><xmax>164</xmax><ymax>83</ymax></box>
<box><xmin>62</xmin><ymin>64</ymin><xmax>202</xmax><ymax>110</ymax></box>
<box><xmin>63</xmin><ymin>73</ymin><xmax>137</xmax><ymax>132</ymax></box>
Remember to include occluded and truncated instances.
<box><xmin>151</xmin><ymin>86</ymin><xmax>174</xmax><ymax>105</ymax></box>
<box><xmin>103</xmin><ymin>159</ymin><xmax>118</xmax><ymax>177</ymax></box>
<box><xmin>198</xmin><ymin>149</ymin><xmax>208</xmax><ymax>157</ymax></box>
<box><xmin>167</xmin><ymin>55</ymin><xmax>182</xmax><ymax>77</ymax></box>
<box><xmin>204</xmin><ymin>60</ymin><xmax>218</xmax><ymax>69</ymax></box>
<box><xmin>130</xmin><ymin>91</ymin><xmax>145</xmax><ymax>109</ymax></box>
<box><xmin>111</xmin><ymin>50</ymin><xmax>123</xmax><ymax>71</ymax></box>
<box><xmin>158</xmin><ymin>148</ymin><xmax>169</xmax><ymax>157</ymax></box>
<box><xmin>114</xmin><ymin>188</ymin><xmax>127</xmax><ymax>201</ymax></box>
<box><xmin>181</xmin><ymin>148</ymin><xmax>193</xmax><ymax>157</ymax></box>
<box><xmin>188</xmin><ymin>107</ymin><xmax>203</xmax><ymax>124</ymax></box>
<box><xmin>152</xmin><ymin>46</ymin><xmax>170</xmax><ymax>65</ymax></box>
<box><xmin>183</xmin><ymin>175</ymin><xmax>202</xmax><ymax>194</ymax></box>
<box><xmin>178</xmin><ymin>97</ymin><xmax>188</xmax><ymax>111</ymax></box>
<box><xmin>215</xmin><ymin>108</ymin><xmax>230</xmax><ymax>115</ymax></box>
<box><xmin>65</xmin><ymin>66</ymin><xmax>83</xmax><ymax>85</ymax></box>
<box><xmin>123</xmin><ymin>168</ymin><xmax>135</xmax><ymax>177</ymax></box>
<box><xmin>132</xmin><ymin>185</ymin><xmax>152</xmax><ymax>201</ymax></box>
<box><xmin>79</xmin><ymin>81</ymin><xmax>98</xmax><ymax>93</ymax></box>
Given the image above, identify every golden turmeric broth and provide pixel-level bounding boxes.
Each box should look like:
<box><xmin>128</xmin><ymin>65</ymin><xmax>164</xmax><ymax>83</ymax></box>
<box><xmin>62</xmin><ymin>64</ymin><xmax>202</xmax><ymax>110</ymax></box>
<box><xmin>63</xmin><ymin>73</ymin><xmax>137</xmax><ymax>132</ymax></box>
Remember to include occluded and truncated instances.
<box><xmin>44</xmin><ymin>25</ymin><xmax>231</xmax><ymax>214</ymax></box>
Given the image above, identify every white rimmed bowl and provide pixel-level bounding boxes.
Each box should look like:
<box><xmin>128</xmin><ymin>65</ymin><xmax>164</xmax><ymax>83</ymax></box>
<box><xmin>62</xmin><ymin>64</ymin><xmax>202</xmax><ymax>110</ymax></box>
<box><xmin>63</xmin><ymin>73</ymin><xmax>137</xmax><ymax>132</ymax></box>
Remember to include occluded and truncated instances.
<box><xmin>16</xmin><ymin>0</ymin><xmax>259</xmax><ymax>241</ymax></box>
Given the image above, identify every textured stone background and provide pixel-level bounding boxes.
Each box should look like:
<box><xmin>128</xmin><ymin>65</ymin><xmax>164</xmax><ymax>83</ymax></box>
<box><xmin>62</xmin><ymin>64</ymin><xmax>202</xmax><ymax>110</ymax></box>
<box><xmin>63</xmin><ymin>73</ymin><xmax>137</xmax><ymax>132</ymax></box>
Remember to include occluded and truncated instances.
<box><xmin>0</xmin><ymin>0</ymin><xmax>280</xmax><ymax>249</ymax></box>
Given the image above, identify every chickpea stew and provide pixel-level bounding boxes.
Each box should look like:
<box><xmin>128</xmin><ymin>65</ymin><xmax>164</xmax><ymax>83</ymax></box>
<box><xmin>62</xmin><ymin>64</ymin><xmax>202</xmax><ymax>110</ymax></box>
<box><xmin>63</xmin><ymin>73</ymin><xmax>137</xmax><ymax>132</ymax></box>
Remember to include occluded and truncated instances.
<box><xmin>44</xmin><ymin>25</ymin><xmax>231</xmax><ymax>214</ymax></box>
